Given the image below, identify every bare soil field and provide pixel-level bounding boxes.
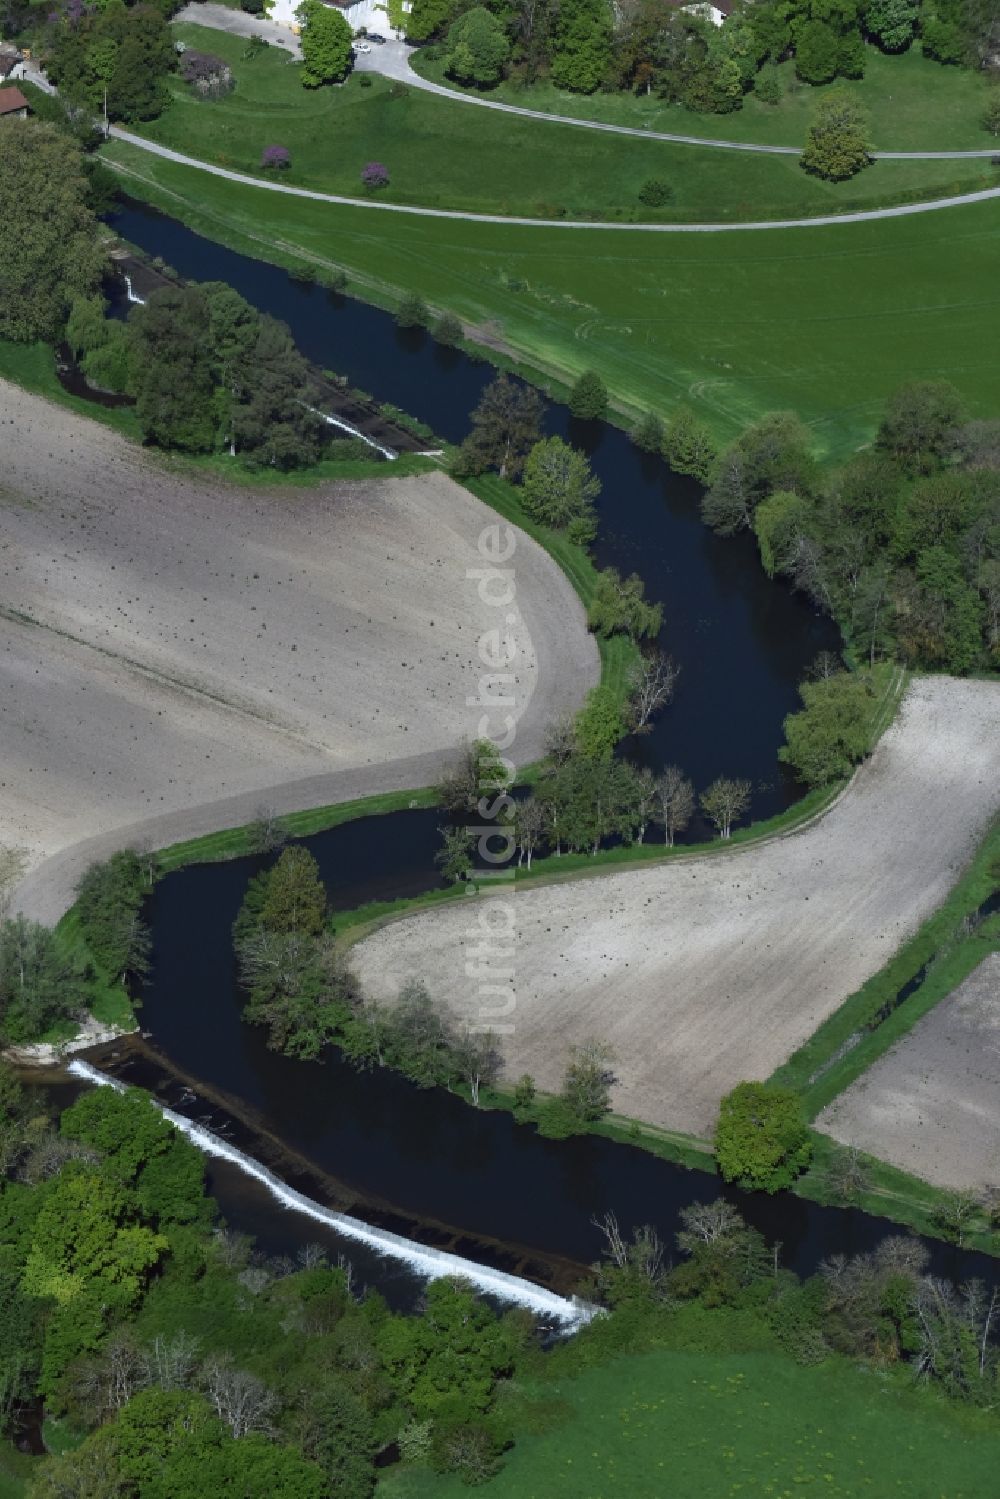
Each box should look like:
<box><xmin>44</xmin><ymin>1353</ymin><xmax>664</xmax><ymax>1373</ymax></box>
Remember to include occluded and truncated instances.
<box><xmin>817</xmin><ymin>954</ymin><xmax>1000</xmax><ymax>1190</ymax></box>
<box><xmin>0</xmin><ymin>382</ymin><xmax>597</xmax><ymax>924</ymax></box>
<box><xmin>353</xmin><ymin>677</ymin><xmax>1000</xmax><ymax>1135</ymax></box>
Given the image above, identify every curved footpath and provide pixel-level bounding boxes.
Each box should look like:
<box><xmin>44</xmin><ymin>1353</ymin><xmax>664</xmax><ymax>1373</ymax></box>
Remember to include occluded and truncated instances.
<box><xmin>176</xmin><ymin>9</ymin><xmax>1000</xmax><ymax>162</ymax></box>
<box><xmin>109</xmin><ymin>128</ymin><xmax>1000</xmax><ymax>231</ymax></box>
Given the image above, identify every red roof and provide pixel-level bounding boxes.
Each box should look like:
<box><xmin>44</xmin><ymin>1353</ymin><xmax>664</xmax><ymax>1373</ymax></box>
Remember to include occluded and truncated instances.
<box><xmin>0</xmin><ymin>86</ymin><xmax>28</xmax><ymax>115</ymax></box>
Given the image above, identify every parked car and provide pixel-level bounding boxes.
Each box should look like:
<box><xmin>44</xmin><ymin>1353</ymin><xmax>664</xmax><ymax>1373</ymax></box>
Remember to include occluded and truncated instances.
<box><xmin>354</xmin><ymin>39</ymin><xmax>371</xmax><ymax>51</ymax></box>
<box><xmin>367</xmin><ymin>32</ymin><xmax>387</xmax><ymax>42</ymax></box>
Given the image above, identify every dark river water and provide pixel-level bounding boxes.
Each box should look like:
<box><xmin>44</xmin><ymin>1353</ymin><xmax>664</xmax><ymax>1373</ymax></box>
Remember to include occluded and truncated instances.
<box><xmin>78</xmin><ymin>200</ymin><xmax>993</xmax><ymax>1302</ymax></box>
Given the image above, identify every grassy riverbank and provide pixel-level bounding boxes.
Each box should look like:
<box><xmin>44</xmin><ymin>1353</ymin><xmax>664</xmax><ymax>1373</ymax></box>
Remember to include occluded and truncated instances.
<box><xmin>133</xmin><ymin>25</ymin><xmax>997</xmax><ymax>223</ymax></box>
<box><xmin>410</xmin><ymin>41</ymin><xmax>994</xmax><ymax>152</ymax></box>
<box><xmin>98</xmin><ymin>142</ymin><xmax>1000</xmax><ymax>457</ymax></box>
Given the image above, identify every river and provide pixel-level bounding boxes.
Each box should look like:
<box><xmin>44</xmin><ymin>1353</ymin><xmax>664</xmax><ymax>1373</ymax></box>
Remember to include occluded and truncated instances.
<box><xmin>58</xmin><ymin>199</ymin><xmax>991</xmax><ymax>1310</ymax></box>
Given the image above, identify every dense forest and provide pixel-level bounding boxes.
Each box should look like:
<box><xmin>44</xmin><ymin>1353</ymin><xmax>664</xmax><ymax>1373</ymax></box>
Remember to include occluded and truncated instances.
<box><xmin>409</xmin><ymin>0</ymin><xmax>1000</xmax><ymax>109</ymax></box>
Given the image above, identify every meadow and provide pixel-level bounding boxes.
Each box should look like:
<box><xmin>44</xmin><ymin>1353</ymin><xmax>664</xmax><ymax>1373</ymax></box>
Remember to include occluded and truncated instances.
<box><xmin>412</xmin><ymin>42</ymin><xmax>997</xmax><ymax>152</ymax></box>
<box><xmin>145</xmin><ymin>26</ymin><xmax>998</xmax><ymax>223</ymax></box>
<box><xmin>101</xmin><ymin>138</ymin><xmax>1000</xmax><ymax>455</ymax></box>
<box><xmin>380</xmin><ymin>1343</ymin><xmax>1000</xmax><ymax>1498</ymax></box>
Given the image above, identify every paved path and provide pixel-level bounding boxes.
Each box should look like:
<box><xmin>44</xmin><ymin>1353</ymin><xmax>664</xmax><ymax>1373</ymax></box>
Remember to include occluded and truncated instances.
<box><xmin>177</xmin><ymin>6</ymin><xmax>1000</xmax><ymax>161</ymax></box>
<box><xmin>109</xmin><ymin>126</ymin><xmax>1000</xmax><ymax>231</ymax></box>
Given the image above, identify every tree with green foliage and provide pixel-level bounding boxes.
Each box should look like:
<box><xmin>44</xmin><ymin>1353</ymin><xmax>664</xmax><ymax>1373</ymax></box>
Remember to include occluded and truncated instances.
<box><xmin>574</xmin><ymin>684</ymin><xmax>627</xmax><ymax>759</ymax></box>
<box><xmin>521</xmin><ymin>436</ymin><xmax>601</xmax><ymax>540</ymax></box>
<box><xmin>801</xmin><ymin>90</ymin><xmax>871</xmax><ymax>180</ymax></box>
<box><xmin>876</xmin><ymin>379</ymin><xmax>966</xmax><ymax>474</ymax></box>
<box><xmin>551</xmin><ymin>0</ymin><xmax>612</xmax><ymax>91</ymax></box>
<box><xmin>715</xmin><ymin>1081</ymin><xmax>812</xmax><ymax>1191</ymax></box>
<box><xmin>406</xmin><ymin>0</ymin><xmax>458</xmax><ymax>39</ymax></box>
<box><xmin>663</xmin><ymin>405</ymin><xmax>718</xmax><ymax>482</ymax></box>
<box><xmin>60</xmin><ymin>1087</ymin><xmax>206</xmax><ymax>1226</ymax></box>
<box><xmin>0</xmin><ymin>917</ymin><xmax>87</xmax><ymax>1045</ymax></box>
<box><xmin>700</xmin><ymin>776</ymin><xmax>751</xmax><ymax>838</ymax></box>
<box><xmin>297</xmin><ymin>0</ymin><xmax>354</xmax><ymax>85</ymax></box>
<box><xmin>75</xmin><ymin>851</ymin><xmax>151</xmax><ymax>988</ymax></box>
<box><xmin>436</xmin><ymin>738</ymin><xmax>513</xmax><ymax>815</ymax></box>
<box><xmin>257</xmin><ymin>846</ymin><xmax>327</xmax><ymax>936</ymax></box>
<box><xmin>299</xmin><ymin>1383</ymin><xmax>377</xmax><ymax>1498</ymax></box>
<box><xmin>631</xmin><ymin>411</ymin><xmax>664</xmax><ymax>453</ymax></box>
<box><xmin>457</xmin><ymin>375</ymin><xmax>545</xmax><ymax>479</ymax></box>
<box><xmin>434</xmin><ymin>311</ymin><xmax>464</xmax><ymax>346</ymax></box>
<box><xmin>382</xmin><ymin>980</ymin><xmax>459</xmax><ymax>1088</ymax></box>
<box><xmin>587</xmin><ymin>567</ymin><xmax>663</xmax><ymax>639</ymax></box>
<box><xmin>435</xmin><ymin>826</ymin><xmax>476</xmax><ymax>883</ymax></box>
<box><xmin>794</xmin><ymin>19</ymin><xmax>841</xmax><ymax>81</ymax></box>
<box><xmin>984</xmin><ymin>90</ymin><xmax>1000</xmax><ymax>136</ymax></box>
<box><xmin>897</xmin><ymin>546</ymin><xmax>985</xmax><ymax>672</ymax></box>
<box><xmin>561</xmin><ymin>1038</ymin><xmax>617</xmax><ymax>1122</ymax></box>
<box><xmin>445</xmin><ymin>6</ymin><xmax>511</xmax><ymax>84</ymax></box>
<box><xmin>396</xmin><ymin>292</ymin><xmax>431</xmax><ymax>328</ymax></box>
<box><xmin>654</xmin><ymin>765</ymin><xmax>695</xmax><ymax>846</ymax></box>
<box><xmin>127</xmin><ymin>287</ymin><xmax>219</xmax><ymax>452</ymax></box>
<box><xmin>703</xmin><ymin>412</ymin><xmax>817</xmax><ymax>534</ymax></box>
<box><xmin>864</xmin><ymin>0</ymin><xmax>918</xmax><ymax>48</ymax></box>
<box><xmin>0</xmin><ymin>122</ymin><xmax>104</xmax><ymax>344</ymax></box>
<box><xmin>47</xmin><ymin>2</ymin><xmax>175</xmax><ymax>123</ymax></box>
<box><xmin>568</xmin><ymin>368</ymin><xmax>608</xmax><ymax>420</ymax></box>
<box><xmin>778</xmin><ymin>671</ymin><xmax>873</xmax><ymax>786</ymax></box>
<box><xmin>753</xmin><ymin>489</ymin><xmax>813</xmax><ymax>578</ymax></box>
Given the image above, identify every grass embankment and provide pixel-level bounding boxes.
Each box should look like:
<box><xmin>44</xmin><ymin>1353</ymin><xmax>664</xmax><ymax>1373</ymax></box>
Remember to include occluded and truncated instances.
<box><xmin>98</xmin><ymin>141</ymin><xmax>1000</xmax><ymax>458</ymax></box>
<box><xmin>142</xmin><ymin>26</ymin><xmax>996</xmax><ymax>224</ymax></box>
<box><xmin>411</xmin><ymin>41</ymin><xmax>995</xmax><ymax>152</ymax></box>
<box><xmin>381</xmin><ymin>1326</ymin><xmax>1000</xmax><ymax>1498</ymax></box>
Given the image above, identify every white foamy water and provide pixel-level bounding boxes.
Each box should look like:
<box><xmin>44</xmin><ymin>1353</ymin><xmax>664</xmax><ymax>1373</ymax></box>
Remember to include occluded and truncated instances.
<box><xmin>67</xmin><ymin>1059</ymin><xmax>594</xmax><ymax>1329</ymax></box>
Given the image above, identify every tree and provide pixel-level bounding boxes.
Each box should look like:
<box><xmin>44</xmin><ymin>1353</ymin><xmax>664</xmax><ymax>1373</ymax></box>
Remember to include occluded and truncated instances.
<box><xmin>0</xmin><ymin>917</ymin><xmax>87</xmax><ymax>1045</ymax></box>
<box><xmin>406</xmin><ymin>0</ymin><xmax>457</xmax><ymax>40</ymax></box>
<box><xmin>983</xmin><ymin>90</ymin><xmax>1000</xmax><ymax>136</ymax></box>
<box><xmin>458</xmin><ymin>375</ymin><xmax>545</xmax><ymax>479</ymax></box>
<box><xmin>435</xmin><ymin>739</ymin><xmax>512</xmax><ymax>815</ymax></box>
<box><xmin>654</xmin><ymin>765</ymin><xmax>695</xmax><ymax>846</ymax></box>
<box><xmin>445</xmin><ymin>6</ymin><xmax>510</xmax><ymax>84</ymax></box>
<box><xmin>396</xmin><ymin>292</ymin><xmax>430</xmax><ymax>328</ymax></box>
<box><xmin>551</xmin><ymin>0</ymin><xmax>612</xmax><ymax>92</ymax></box>
<box><xmin>568</xmin><ymin>369</ymin><xmax>608</xmax><ymax>420</ymax></box>
<box><xmin>256</xmin><ymin>846</ymin><xmax>326</xmax><ymax>936</ymax></box>
<box><xmin>561</xmin><ymin>1039</ymin><xmax>617</xmax><ymax>1122</ymax></box>
<box><xmin>573</xmin><ymin>684</ymin><xmax>627</xmax><ymax>759</ymax></box>
<box><xmin>876</xmin><ymin>380</ymin><xmax>966</xmax><ymax>475</ymax></box>
<box><xmin>127</xmin><ymin>286</ymin><xmax>219</xmax><ymax>452</ymax></box>
<box><xmin>75</xmin><ymin>851</ymin><xmax>151</xmax><ymax>987</ymax></box>
<box><xmin>864</xmin><ymin>0</ymin><xmax>917</xmax><ymax>48</ymax></box>
<box><xmin>801</xmin><ymin>90</ymin><xmax>871</xmax><ymax>180</ymax></box>
<box><xmin>632</xmin><ymin>411</ymin><xmax>664</xmax><ymax>453</ymax></box>
<box><xmin>626</xmin><ymin>651</ymin><xmax>679</xmax><ymax>732</ymax></box>
<box><xmin>663</xmin><ymin>405</ymin><xmax>718</xmax><ymax>482</ymax></box>
<box><xmin>434</xmin><ymin>311</ymin><xmax>463</xmax><ymax>346</ymax></box>
<box><xmin>794</xmin><ymin>19</ymin><xmax>841</xmax><ymax>82</ymax></box>
<box><xmin>703</xmin><ymin>412</ymin><xmax>817</xmax><ymax>534</ymax></box>
<box><xmin>513</xmin><ymin>796</ymin><xmax>545</xmax><ymax>869</ymax></box>
<box><xmin>454</xmin><ymin>1029</ymin><xmax>503</xmax><ymax>1105</ymax></box>
<box><xmin>588</xmin><ymin>567</ymin><xmax>663</xmax><ymax>640</ymax></box>
<box><xmin>299</xmin><ymin>1383</ymin><xmax>377</xmax><ymax>1498</ymax></box>
<box><xmin>753</xmin><ymin>489</ymin><xmax>813</xmax><ymax>578</ymax></box>
<box><xmin>435</xmin><ymin>826</ymin><xmax>475</xmax><ymax>883</ymax></box>
<box><xmin>898</xmin><ymin>546</ymin><xmax>985</xmax><ymax>672</ymax></box>
<box><xmin>700</xmin><ymin>777</ymin><xmax>751</xmax><ymax>838</ymax></box>
<box><xmin>715</xmin><ymin>1081</ymin><xmax>812</xmax><ymax>1191</ymax></box>
<box><xmin>297</xmin><ymin>0</ymin><xmax>353</xmax><ymax>85</ymax></box>
<box><xmin>521</xmin><ymin>436</ymin><xmax>601</xmax><ymax>540</ymax></box>
<box><xmin>778</xmin><ymin>671</ymin><xmax>873</xmax><ymax>786</ymax></box>
<box><xmin>60</xmin><ymin>1086</ymin><xmax>205</xmax><ymax>1226</ymax></box>
<box><xmin>0</xmin><ymin>122</ymin><xmax>104</xmax><ymax>344</ymax></box>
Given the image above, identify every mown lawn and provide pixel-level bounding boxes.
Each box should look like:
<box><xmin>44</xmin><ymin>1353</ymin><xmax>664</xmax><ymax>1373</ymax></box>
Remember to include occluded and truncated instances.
<box><xmin>144</xmin><ymin>26</ymin><xmax>998</xmax><ymax>222</ymax></box>
<box><xmin>100</xmin><ymin>140</ymin><xmax>1000</xmax><ymax>456</ymax></box>
<box><xmin>379</xmin><ymin>1346</ymin><xmax>1000</xmax><ymax>1498</ymax></box>
<box><xmin>412</xmin><ymin>42</ymin><xmax>996</xmax><ymax>153</ymax></box>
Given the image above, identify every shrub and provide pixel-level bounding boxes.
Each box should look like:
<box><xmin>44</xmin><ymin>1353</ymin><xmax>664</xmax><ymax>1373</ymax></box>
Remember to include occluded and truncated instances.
<box><xmin>754</xmin><ymin>63</ymin><xmax>782</xmax><ymax>104</ymax></box>
<box><xmin>179</xmin><ymin>50</ymin><xmax>234</xmax><ymax>98</ymax></box>
<box><xmin>637</xmin><ymin>177</ymin><xmax>673</xmax><ymax>206</ymax></box>
<box><xmin>568</xmin><ymin>368</ymin><xmax>607</xmax><ymax>420</ymax></box>
<box><xmin>434</xmin><ymin>311</ymin><xmax>463</xmax><ymax>346</ymax></box>
<box><xmin>359</xmin><ymin>72</ymin><xmax>373</xmax><ymax>87</ymax></box>
<box><xmin>361</xmin><ymin>160</ymin><xmax>390</xmax><ymax>189</ymax></box>
<box><xmin>260</xmin><ymin>144</ymin><xmax>290</xmax><ymax>170</ymax></box>
<box><xmin>396</xmin><ymin>292</ymin><xmax>430</xmax><ymax>328</ymax></box>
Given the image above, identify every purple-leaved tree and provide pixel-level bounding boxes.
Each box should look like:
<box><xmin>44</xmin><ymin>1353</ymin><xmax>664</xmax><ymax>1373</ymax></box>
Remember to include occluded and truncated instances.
<box><xmin>361</xmin><ymin>161</ymin><xmax>390</xmax><ymax>189</ymax></box>
<box><xmin>261</xmin><ymin>145</ymin><xmax>290</xmax><ymax>170</ymax></box>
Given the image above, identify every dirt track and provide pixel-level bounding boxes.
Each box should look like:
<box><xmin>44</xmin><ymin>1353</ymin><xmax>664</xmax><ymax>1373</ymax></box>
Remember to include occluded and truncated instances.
<box><xmin>817</xmin><ymin>954</ymin><xmax>1000</xmax><ymax>1190</ymax></box>
<box><xmin>353</xmin><ymin>677</ymin><xmax>1000</xmax><ymax>1135</ymax></box>
<box><xmin>0</xmin><ymin>381</ymin><xmax>598</xmax><ymax>924</ymax></box>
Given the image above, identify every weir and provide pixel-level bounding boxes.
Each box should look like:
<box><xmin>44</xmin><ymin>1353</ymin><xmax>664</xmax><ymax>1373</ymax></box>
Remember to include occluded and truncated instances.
<box><xmin>67</xmin><ymin>1059</ymin><xmax>596</xmax><ymax>1331</ymax></box>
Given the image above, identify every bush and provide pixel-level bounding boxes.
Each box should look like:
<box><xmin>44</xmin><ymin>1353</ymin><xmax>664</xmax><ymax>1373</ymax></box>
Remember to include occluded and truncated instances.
<box><xmin>637</xmin><ymin>177</ymin><xmax>673</xmax><ymax>207</ymax></box>
<box><xmin>568</xmin><ymin>369</ymin><xmax>607</xmax><ymax>421</ymax></box>
<box><xmin>778</xmin><ymin>671</ymin><xmax>874</xmax><ymax>786</ymax></box>
<box><xmin>434</xmin><ymin>311</ymin><xmax>463</xmax><ymax>346</ymax></box>
<box><xmin>631</xmin><ymin>411</ymin><xmax>664</xmax><ymax>453</ymax></box>
<box><xmin>396</xmin><ymin>292</ymin><xmax>430</xmax><ymax>328</ymax></box>
<box><xmin>754</xmin><ymin>63</ymin><xmax>782</xmax><ymax>104</ymax></box>
<box><xmin>179</xmin><ymin>50</ymin><xmax>234</xmax><ymax>99</ymax></box>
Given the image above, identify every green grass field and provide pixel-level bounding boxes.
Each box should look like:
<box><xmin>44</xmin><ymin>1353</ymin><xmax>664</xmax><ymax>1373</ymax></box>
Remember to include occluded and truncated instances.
<box><xmin>412</xmin><ymin>42</ymin><xmax>996</xmax><ymax>152</ymax></box>
<box><xmin>101</xmin><ymin>139</ymin><xmax>1000</xmax><ymax>455</ymax></box>
<box><xmin>145</xmin><ymin>26</ymin><xmax>998</xmax><ymax>222</ymax></box>
<box><xmin>379</xmin><ymin>1345</ymin><xmax>1000</xmax><ymax>1498</ymax></box>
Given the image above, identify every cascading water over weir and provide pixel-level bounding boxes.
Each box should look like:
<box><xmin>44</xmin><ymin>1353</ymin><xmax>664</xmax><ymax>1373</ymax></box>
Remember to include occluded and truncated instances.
<box><xmin>67</xmin><ymin>1059</ymin><xmax>596</xmax><ymax>1331</ymax></box>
